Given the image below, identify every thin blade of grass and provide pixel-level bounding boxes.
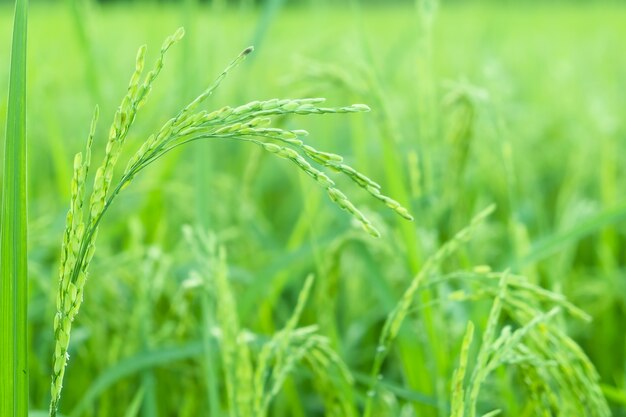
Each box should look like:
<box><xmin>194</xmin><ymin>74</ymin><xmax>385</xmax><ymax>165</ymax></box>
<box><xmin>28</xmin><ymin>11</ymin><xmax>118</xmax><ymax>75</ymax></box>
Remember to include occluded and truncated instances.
<box><xmin>65</xmin><ymin>0</ymin><xmax>101</xmax><ymax>103</ymax></box>
<box><xmin>68</xmin><ymin>342</ymin><xmax>204</xmax><ymax>417</ymax></box>
<box><xmin>30</xmin><ymin>412</ymin><xmax>69</xmax><ymax>417</ymax></box>
<box><xmin>351</xmin><ymin>372</ymin><xmax>440</xmax><ymax>407</ymax></box>
<box><xmin>600</xmin><ymin>384</ymin><xmax>626</xmax><ymax>407</ymax></box>
<box><xmin>513</xmin><ymin>200</ymin><xmax>626</xmax><ymax>267</ymax></box>
<box><xmin>0</xmin><ymin>0</ymin><xmax>28</xmax><ymax>415</ymax></box>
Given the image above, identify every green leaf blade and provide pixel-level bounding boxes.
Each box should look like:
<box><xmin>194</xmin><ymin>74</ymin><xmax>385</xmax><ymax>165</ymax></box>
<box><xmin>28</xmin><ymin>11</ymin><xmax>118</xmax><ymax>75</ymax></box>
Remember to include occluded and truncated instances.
<box><xmin>0</xmin><ymin>0</ymin><xmax>29</xmax><ymax>415</ymax></box>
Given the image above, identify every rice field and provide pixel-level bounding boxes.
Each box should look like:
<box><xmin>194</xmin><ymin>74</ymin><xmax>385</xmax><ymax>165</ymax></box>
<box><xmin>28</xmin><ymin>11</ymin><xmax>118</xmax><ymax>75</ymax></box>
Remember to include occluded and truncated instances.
<box><xmin>1</xmin><ymin>1</ymin><xmax>626</xmax><ymax>416</ymax></box>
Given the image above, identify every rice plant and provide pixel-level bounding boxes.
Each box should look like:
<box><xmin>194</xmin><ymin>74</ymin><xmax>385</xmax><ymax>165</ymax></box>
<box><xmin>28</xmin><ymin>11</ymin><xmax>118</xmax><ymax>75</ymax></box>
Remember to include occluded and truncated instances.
<box><xmin>184</xmin><ymin>227</ymin><xmax>356</xmax><ymax>417</ymax></box>
<box><xmin>362</xmin><ymin>207</ymin><xmax>610</xmax><ymax>417</ymax></box>
<box><xmin>48</xmin><ymin>28</ymin><xmax>412</xmax><ymax>416</ymax></box>
<box><xmin>0</xmin><ymin>2</ymin><xmax>622</xmax><ymax>416</ymax></box>
<box><xmin>445</xmin><ymin>269</ymin><xmax>611</xmax><ymax>417</ymax></box>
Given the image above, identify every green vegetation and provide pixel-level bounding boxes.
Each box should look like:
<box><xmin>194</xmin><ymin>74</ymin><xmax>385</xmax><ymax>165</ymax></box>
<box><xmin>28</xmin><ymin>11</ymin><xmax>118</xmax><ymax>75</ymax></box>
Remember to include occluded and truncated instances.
<box><xmin>0</xmin><ymin>1</ymin><xmax>625</xmax><ymax>416</ymax></box>
<box><xmin>0</xmin><ymin>0</ymin><xmax>28</xmax><ymax>415</ymax></box>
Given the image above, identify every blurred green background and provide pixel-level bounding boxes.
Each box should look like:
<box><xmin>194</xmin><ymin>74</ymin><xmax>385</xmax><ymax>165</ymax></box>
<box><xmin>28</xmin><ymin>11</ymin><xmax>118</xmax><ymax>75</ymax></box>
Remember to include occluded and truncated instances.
<box><xmin>1</xmin><ymin>0</ymin><xmax>625</xmax><ymax>415</ymax></box>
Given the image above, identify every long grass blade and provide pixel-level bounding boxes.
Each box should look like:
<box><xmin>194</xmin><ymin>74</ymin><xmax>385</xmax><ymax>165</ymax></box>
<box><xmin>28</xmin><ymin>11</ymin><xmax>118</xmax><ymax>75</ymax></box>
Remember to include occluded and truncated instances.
<box><xmin>68</xmin><ymin>342</ymin><xmax>204</xmax><ymax>417</ymax></box>
<box><xmin>513</xmin><ymin>200</ymin><xmax>626</xmax><ymax>267</ymax></box>
<box><xmin>0</xmin><ymin>0</ymin><xmax>29</xmax><ymax>415</ymax></box>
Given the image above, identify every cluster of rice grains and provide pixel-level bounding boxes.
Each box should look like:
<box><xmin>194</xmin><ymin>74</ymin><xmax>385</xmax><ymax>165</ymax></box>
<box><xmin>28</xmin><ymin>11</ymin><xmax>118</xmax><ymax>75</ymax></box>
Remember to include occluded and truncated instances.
<box><xmin>363</xmin><ymin>207</ymin><xmax>610</xmax><ymax>417</ymax></box>
<box><xmin>50</xmin><ymin>28</ymin><xmax>411</xmax><ymax>416</ymax></box>
<box><xmin>449</xmin><ymin>269</ymin><xmax>610</xmax><ymax>417</ymax></box>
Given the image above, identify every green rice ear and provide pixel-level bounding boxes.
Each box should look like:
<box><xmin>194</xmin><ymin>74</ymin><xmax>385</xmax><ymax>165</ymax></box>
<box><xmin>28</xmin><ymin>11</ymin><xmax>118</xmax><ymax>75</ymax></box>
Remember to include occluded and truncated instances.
<box><xmin>49</xmin><ymin>28</ymin><xmax>407</xmax><ymax>416</ymax></box>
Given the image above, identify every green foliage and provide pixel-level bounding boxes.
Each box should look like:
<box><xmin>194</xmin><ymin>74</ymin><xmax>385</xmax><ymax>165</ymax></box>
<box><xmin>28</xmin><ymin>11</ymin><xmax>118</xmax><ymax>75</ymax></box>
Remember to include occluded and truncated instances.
<box><xmin>1</xmin><ymin>2</ymin><xmax>624</xmax><ymax>417</ymax></box>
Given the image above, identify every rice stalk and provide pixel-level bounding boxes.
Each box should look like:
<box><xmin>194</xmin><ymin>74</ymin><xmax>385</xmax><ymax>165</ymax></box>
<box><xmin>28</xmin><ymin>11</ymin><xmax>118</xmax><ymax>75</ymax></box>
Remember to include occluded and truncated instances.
<box><xmin>65</xmin><ymin>0</ymin><xmax>100</xmax><ymax>103</ymax></box>
<box><xmin>465</xmin><ymin>272</ymin><xmax>510</xmax><ymax>417</ymax></box>
<box><xmin>212</xmin><ymin>244</ymin><xmax>254</xmax><ymax>417</ymax></box>
<box><xmin>450</xmin><ymin>321</ymin><xmax>474</xmax><ymax>417</ymax></box>
<box><xmin>253</xmin><ymin>274</ymin><xmax>315</xmax><ymax>415</ymax></box>
<box><xmin>363</xmin><ymin>205</ymin><xmax>494</xmax><ymax>417</ymax></box>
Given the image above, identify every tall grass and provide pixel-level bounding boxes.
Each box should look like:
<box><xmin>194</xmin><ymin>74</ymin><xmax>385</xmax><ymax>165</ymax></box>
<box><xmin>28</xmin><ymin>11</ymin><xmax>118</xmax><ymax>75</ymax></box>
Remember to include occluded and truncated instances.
<box><xmin>0</xmin><ymin>0</ymin><xmax>28</xmax><ymax>415</ymax></box>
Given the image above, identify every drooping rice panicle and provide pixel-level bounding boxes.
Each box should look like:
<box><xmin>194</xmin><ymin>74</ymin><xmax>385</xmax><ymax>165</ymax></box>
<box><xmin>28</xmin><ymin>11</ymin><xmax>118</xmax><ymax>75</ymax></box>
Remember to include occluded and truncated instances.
<box><xmin>50</xmin><ymin>28</ymin><xmax>409</xmax><ymax>416</ymax></box>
